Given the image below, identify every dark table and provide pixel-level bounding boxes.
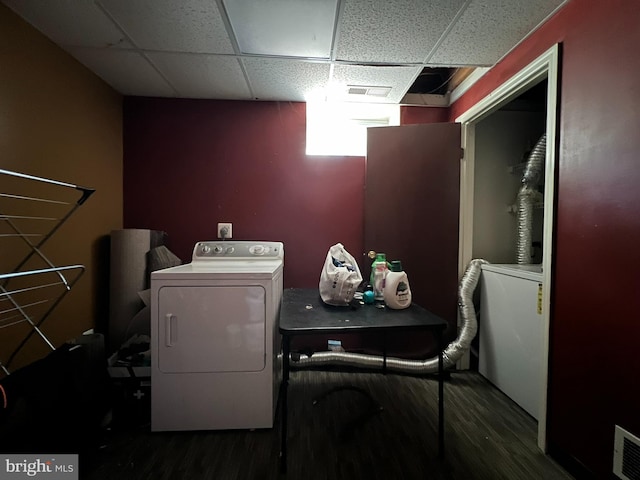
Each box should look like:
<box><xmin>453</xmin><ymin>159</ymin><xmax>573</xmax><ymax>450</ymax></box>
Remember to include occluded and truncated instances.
<box><xmin>278</xmin><ymin>288</ymin><xmax>448</xmax><ymax>473</ymax></box>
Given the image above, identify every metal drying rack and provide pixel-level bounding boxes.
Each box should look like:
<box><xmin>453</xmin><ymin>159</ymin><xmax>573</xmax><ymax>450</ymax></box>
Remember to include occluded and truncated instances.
<box><xmin>0</xmin><ymin>168</ymin><xmax>94</xmax><ymax>375</ymax></box>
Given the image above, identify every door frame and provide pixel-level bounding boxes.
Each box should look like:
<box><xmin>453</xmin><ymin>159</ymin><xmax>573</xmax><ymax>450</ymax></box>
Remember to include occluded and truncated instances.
<box><xmin>455</xmin><ymin>44</ymin><xmax>560</xmax><ymax>451</ymax></box>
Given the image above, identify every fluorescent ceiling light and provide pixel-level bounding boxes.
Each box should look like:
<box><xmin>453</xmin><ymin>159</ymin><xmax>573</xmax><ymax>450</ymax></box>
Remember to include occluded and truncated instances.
<box><xmin>223</xmin><ymin>0</ymin><xmax>338</xmax><ymax>58</ymax></box>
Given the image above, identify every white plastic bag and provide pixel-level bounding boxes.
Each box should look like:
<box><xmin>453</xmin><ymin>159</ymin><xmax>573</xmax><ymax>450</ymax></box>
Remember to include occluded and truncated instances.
<box><xmin>319</xmin><ymin>243</ymin><xmax>363</xmax><ymax>306</ymax></box>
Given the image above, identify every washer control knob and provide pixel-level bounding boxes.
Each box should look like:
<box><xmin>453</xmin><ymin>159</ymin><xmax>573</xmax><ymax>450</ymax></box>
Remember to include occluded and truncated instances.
<box><xmin>225</xmin><ymin>246</ymin><xmax>235</xmax><ymax>254</ymax></box>
<box><xmin>213</xmin><ymin>245</ymin><xmax>223</xmax><ymax>254</ymax></box>
<box><xmin>201</xmin><ymin>244</ymin><xmax>211</xmax><ymax>254</ymax></box>
<box><xmin>251</xmin><ymin>245</ymin><xmax>265</xmax><ymax>255</ymax></box>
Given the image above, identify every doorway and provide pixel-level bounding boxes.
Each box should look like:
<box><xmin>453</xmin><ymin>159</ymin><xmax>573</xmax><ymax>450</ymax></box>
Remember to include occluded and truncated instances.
<box><xmin>455</xmin><ymin>44</ymin><xmax>560</xmax><ymax>451</ymax></box>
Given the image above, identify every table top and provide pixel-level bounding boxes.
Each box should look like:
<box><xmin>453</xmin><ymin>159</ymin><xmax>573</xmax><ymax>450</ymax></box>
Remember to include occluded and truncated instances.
<box><xmin>279</xmin><ymin>288</ymin><xmax>447</xmax><ymax>335</ymax></box>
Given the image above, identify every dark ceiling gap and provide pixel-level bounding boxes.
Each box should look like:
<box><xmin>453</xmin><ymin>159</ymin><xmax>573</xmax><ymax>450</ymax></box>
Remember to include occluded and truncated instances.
<box><xmin>408</xmin><ymin>67</ymin><xmax>460</xmax><ymax>95</ymax></box>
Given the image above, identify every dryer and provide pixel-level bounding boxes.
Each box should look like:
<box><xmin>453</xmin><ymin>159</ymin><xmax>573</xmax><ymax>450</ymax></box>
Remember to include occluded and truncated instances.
<box><xmin>150</xmin><ymin>240</ymin><xmax>283</xmax><ymax>432</ymax></box>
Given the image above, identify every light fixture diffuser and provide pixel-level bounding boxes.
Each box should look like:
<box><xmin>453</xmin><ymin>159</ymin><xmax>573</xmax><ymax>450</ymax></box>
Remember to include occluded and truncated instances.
<box><xmin>223</xmin><ymin>0</ymin><xmax>338</xmax><ymax>59</ymax></box>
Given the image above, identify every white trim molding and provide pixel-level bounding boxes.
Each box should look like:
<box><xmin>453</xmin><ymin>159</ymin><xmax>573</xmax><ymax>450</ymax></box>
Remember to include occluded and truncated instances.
<box><xmin>455</xmin><ymin>43</ymin><xmax>560</xmax><ymax>453</ymax></box>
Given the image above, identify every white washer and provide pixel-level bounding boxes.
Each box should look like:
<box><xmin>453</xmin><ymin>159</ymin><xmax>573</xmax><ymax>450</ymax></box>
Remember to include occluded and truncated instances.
<box><xmin>150</xmin><ymin>240</ymin><xmax>283</xmax><ymax>432</ymax></box>
<box><xmin>479</xmin><ymin>263</ymin><xmax>543</xmax><ymax>420</ymax></box>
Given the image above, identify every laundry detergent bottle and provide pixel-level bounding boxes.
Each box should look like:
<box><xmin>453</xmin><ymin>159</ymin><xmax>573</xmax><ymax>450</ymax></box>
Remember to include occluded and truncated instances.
<box><xmin>384</xmin><ymin>260</ymin><xmax>412</xmax><ymax>309</ymax></box>
<box><xmin>370</xmin><ymin>252</ymin><xmax>389</xmax><ymax>302</ymax></box>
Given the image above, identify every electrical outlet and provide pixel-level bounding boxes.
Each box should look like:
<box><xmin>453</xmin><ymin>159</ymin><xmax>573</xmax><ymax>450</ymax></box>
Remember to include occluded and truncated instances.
<box><xmin>217</xmin><ymin>222</ymin><xmax>232</xmax><ymax>239</ymax></box>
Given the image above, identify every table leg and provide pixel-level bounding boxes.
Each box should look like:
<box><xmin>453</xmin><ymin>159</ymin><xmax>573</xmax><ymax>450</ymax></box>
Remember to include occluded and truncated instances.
<box><xmin>280</xmin><ymin>335</ymin><xmax>290</xmax><ymax>473</ymax></box>
<box><xmin>438</xmin><ymin>329</ymin><xmax>444</xmax><ymax>459</ymax></box>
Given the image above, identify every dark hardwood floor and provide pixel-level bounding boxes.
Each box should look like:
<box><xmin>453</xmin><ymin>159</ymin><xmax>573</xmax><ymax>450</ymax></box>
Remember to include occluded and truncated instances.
<box><xmin>82</xmin><ymin>369</ymin><xmax>573</xmax><ymax>480</ymax></box>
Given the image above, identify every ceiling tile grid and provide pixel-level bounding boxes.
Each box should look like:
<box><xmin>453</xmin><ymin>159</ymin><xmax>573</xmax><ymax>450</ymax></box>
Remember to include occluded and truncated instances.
<box><xmin>334</xmin><ymin>0</ymin><xmax>467</xmax><ymax>64</ymax></box>
<box><xmin>148</xmin><ymin>53</ymin><xmax>252</xmax><ymax>99</ymax></box>
<box><xmin>242</xmin><ymin>58</ymin><xmax>331</xmax><ymax>102</ymax></box>
<box><xmin>2</xmin><ymin>0</ymin><xmax>131</xmax><ymax>48</ymax></box>
<box><xmin>428</xmin><ymin>0</ymin><xmax>567</xmax><ymax>65</ymax></box>
<box><xmin>66</xmin><ymin>47</ymin><xmax>176</xmax><ymax>97</ymax></box>
<box><xmin>1</xmin><ymin>0</ymin><xmax>569</xmax><ymax>103</ymax></box>
<box><xmin>330</xmin><ymin>64</ymin><xmax>423</xmax><ymax>103</ymax></box>
<box><xmin>97</xmin><ymin>0</ymin><xmax>235</xmax><ymax>54</ymax></box>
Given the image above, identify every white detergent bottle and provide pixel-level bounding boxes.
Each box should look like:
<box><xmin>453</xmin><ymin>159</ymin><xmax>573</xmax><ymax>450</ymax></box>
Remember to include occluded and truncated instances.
<box><xmin>384</xmin><ymin>260</ymin><xmax>412</xmax><ymax>309</ymax></box>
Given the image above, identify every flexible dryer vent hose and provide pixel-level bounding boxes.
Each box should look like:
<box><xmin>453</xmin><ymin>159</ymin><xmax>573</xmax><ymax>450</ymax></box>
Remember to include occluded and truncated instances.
<box><xmin>290</xmin><ymin>258</ymin><xmax>489</xmax><ymax>374</ymax></box>
<box><xmin>516</xmin><ymin>133</ymin><xmax>546</xmax><ymax>264</ymax></box>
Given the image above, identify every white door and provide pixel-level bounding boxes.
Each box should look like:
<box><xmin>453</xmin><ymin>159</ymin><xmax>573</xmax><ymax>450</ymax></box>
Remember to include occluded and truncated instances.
<box><xmin>157</xmin><ymin>285</ymin><xmax>266</xmax><ymax>373</ymax></box>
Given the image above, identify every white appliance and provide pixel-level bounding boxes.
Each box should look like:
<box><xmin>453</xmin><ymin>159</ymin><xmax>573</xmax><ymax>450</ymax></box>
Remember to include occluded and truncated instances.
<box><xmin>150</xmin><ymin>240</ymin><xmax>284</xmax><ymax>432</ymax></box>
<box><xmin>479</xmin><ymin>263</ymin><xmax>543</xmax><ymax>420</ymax></box>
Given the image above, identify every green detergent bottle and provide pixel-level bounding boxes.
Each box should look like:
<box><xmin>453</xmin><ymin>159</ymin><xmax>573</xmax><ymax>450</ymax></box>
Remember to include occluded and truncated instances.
<box><xmin>370</xmin><ymin>252</ymin><xmax>390</xmax><ymax>302</ymax></box>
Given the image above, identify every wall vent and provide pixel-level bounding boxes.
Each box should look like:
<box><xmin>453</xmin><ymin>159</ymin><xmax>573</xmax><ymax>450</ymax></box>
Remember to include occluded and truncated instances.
<box><xmin>614</xmin><ymin>425</ymin><xmax>640</xmax><ymax>480</ymax></box>
<box><xmin>346</xmin><ymin>85</ymin><xmax>391</xmax><ymax>97</ymax></box>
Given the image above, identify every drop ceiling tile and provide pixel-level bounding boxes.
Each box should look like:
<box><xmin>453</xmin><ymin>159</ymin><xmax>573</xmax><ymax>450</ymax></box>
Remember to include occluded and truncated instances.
<box><xmin>330</xmin><ymin>64</ymin><xmax>422</xmax><ymax>103</ymax></box>
<box><xmin>223</xmin><ymin>0</ymin><xmax>338</xmax><ymax>58</ymax></box>
<box><xmin>429</xmin><ymin>0</ymin><xmax>566</xmax><ymax>65</ymax></box>
<box><xmin>335</xmin><ymin>0</ymin><xmax>466</xmax><ymax>64</ymax></box>
<box><xmin>2</xmin><ymin>0</ymin><xmax>132</xmax><ymax>48</ymax></box>
<box><xmin>148</xmin><ymin>53</ymin><xmax>251</xmax><ymax>100</ymax></box>
<box><xmin>98</xmin><ymin>0</ymin><xmax>234</xmax><ymax>54</ymax></box>
<box><xmin>242</xmin><ymin>58</ymin><xmax>331</xmax><ymax>102</ymax></box>
<box><xmin>67</xmin><ymin>47</ymin><xmax>176</xmax><ymax>97</ymax></box>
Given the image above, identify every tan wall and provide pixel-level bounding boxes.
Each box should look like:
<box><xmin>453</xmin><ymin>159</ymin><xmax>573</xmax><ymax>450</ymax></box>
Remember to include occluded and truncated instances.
<box><xmin>0</xmin><ymin>3</ymin><xmax>122</xmax><ymax>373</ymax></box>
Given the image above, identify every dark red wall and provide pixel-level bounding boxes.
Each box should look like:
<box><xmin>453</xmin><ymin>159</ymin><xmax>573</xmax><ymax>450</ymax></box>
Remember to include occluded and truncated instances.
<box><xmin>123</xmin><ymin>99</ymin><xmax>364</xmax><ymax>288</ymax></box>
<box><xmin>450</xmin><ymin>1</ymin><xmax>640</xmax><ymax>477</ymax></box>
<box><xmin>123</xmin><ymin>101</ymin><xmax>454</xmax><ymax>359</ymax></box>
<box><xmin>123</xmin><ymin>100</ymin><xmax>452</xmax><ymax>357</ymax></box>
<box><xmin>401</xmin><ymin>105</ymin><xmax>449</xmax><ymax>125</ymax></box>
<box><xmin>124</xmin><ymin>101</ymin><xmax>449</xmax><ymax>289</ymax></box>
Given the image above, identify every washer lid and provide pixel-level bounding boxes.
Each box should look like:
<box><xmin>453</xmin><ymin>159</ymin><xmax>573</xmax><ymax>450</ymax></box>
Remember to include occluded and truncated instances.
<box><xmin>481</xmin><ymin>263</ymin><xmax>543</xmax><ymax>282</ymax></box>
<box><xmin>152</xmin><ymin>260</ymin><xmax>283</xmax><ymax>277</ymax></box>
